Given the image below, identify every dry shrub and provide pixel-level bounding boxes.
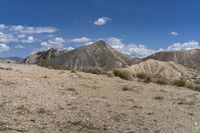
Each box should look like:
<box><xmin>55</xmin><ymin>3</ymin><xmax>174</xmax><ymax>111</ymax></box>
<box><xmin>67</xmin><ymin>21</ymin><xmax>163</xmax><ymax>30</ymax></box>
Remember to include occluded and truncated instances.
<box><xmin>107</xmin><ymin>71</ymin><xmax>114</xmax><ymax>78</ymax></box>
<box><xmin>152</xmin><ymin>75</ymin><xmax>168</xmax><ymax>85</ymax></box>
<box><xmin>82</xmin><ymin>67</ymin><xmax>106</xmax><ymax>75</ymax></box>
<box><xmin>186</xmin><ymin>82</ymin><xmax>200</xmax><ymax>92</ymax></box>
<box><xmin>122</xmin><ymin>86</ymin><xmax>132</xmax><ymax>91</ymax></box>
<box><xmin>136</xmin><ymin>72</ymin><xmax>148</xmax><ymax>79</ymax></box>
<box><xmin>71</xmin><ymin>70</ymin><xmax>77</xmax><ymax>73</ymax></box>
<box><xmin>136</xmin><ymin>72</ymin><xmax>151</xmax><ymax>83</ymax></box>
<box><xmin>173</xmin><ymin>80</ymin><xmax>186</xmax><ymax>87</ymax></box>
<box><xmin>154</xmin><ymin>96</ymin><xmax>164</xmax><ymax>100</ymax></box>
<box><xmin>113</xmin><ymin>69</ymin><xmax>133</xmax><ymax>80</ymax></box>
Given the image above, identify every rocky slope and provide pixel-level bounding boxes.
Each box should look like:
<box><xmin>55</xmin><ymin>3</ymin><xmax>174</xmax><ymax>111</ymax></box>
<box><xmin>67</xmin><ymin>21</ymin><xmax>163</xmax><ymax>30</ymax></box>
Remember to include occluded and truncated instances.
<box><xmin>144</xmin><ymin>49</ymin><xmax>200</xmax><ymax>71</ymax></box>
<box><xmin>24</xmin><ymin>41</ymin><xmax>138</xmax><ymax>71</ymax></box>
<box><xmin>23</xmin><ymin>48</ymin><xmax>69</xmax><ymax>64</ymax></box>
<box><xmin>123</xmin><ymin>59</ymin><xmax>200</xmax><ymax>83</ymax></box>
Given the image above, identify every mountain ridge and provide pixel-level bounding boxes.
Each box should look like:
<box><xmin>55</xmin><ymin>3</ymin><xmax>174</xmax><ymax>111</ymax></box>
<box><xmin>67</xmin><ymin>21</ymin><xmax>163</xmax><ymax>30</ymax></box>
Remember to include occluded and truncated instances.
<box><xmin>23</xmin><ymin>41</ymin><xmax>139</xmax><ymax>70</ymax></box>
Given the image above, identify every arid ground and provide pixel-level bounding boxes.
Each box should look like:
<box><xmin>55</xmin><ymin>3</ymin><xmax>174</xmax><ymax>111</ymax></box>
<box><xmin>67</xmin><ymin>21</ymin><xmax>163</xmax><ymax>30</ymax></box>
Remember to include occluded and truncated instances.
<box><xmin>0</xmin><ymin>63</ymin><xmax>200</xmax><ymax>133</ymax></box>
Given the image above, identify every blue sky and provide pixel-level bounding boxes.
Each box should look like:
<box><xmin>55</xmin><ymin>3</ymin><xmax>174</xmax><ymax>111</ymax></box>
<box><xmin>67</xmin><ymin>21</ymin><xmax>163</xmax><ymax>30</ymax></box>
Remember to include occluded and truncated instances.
<box><xmin>0</xmin><ymin>0</ymin><xmax>200</xmax><ymax>58</ymax></box>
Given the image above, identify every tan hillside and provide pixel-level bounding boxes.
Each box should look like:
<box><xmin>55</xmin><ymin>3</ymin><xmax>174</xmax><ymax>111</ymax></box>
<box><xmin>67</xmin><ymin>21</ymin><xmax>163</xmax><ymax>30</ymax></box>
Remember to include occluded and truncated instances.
<box><xmin>123</xmin><ymin>59</ymin><xmax>200</xmax><ymax>82</ymax></box>
<box><xmin>144</xmin><ymin>49</ymin><xmax>200</xmax><ymax>71</ymax></box>
<box><xmin>1</xmin><ymin>62</ymin><xmax>200</xmax><ymax>132</ymax></box>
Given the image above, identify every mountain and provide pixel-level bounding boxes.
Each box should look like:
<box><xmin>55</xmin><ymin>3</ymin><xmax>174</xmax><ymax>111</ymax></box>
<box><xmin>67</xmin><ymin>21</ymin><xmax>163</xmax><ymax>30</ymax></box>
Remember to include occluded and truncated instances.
<box><xmin>123</xmin><ymin>59</ymin><xmax>200</xmax><ymax>83</ymax></box>
<box><xmin>144</xmin><ymin>49</ymin><xmax>200</xmax><ymax>71</ymax></box>
<box><xmin>0</xmin><ymin>57</ymin><xmax>24</xmax><ymax>63</ymax></box>
<box><xmin>23</xmin><ymin>41</ymin><xmax>139</xmax><ymax>70</ymax></box>
<box><xmin>23</xmin><ymin>48</ymin><xmax>69</xmax><ymax>64</ymax></box>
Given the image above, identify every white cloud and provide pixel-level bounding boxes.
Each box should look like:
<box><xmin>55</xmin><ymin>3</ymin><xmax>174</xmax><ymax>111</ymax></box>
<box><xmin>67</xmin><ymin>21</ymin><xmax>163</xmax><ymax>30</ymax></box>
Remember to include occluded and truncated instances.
<box><xmin>41</xmin><ymin>37</ymin><xmax>65</xmax><ymax>49</ymax></box>
<box><xmin>169</xmin><ymin>31</ymin><xmax>179</xmax><ymax>36</ymax></box>
<box><xmin>15</xmin><ymin>45</ymin><xmax>25</xmax><ymax>49</ymax></box>
<box><xmin>0</xmin><ymin>24</ymin><xmax>6</xmax><ymax>30</ymax></box>
<box><xmin>10</xmin><ymin>25</ymin><xmax>57</xmax><ymax>34</ymax></box>
<box><xmin>105</xmin><ymin>37</ymin><xmax>155</xmax><ymax>58</ymax></box>
<box><xmin>106</xmin><ymin>37</ymin><xmax>124</xmax><ymax>50</ymax></box>
<box><xmin>84</xmin><ymin>41</ymin><xmax>94</xmax><ymax>45</ymax></box>
<box><xmin>167</xmin><ymin>41</ymin><xmax>199</xmax><ymax>51</ymax></box>
<box><xmin>94</xmin><ymin>17</ymin><xmax>110</xmax><ymax>26</ymax></box>
<box><xmin>106</xmin><ymin>38</ymin><xmax>200</xmax><ymax>57</ymax></box>
<box><xmin>64</xmin><ymin>47</ymin><xmax>74</xmax><ymax>51</ymax></box>
<box><xmin>70</xmin><ymin>37</ymin><xmax>90</xmax><ymax>43</ymax></box>
<box><xmin>21</xmin><ymin>36</ymin><xmax>35</xmax><ymax>44</ymax></box>
<box><xmin>0</xmin><ymin>44</ymin><xmax>10</xmax><ymax>53</ymax></box>
<box><xmin>17</xmin><ymin>34</ymin><xmax>26</xmax><ymax>39</ymax></box>
<box><xmin>0</xmin><ymin>32</ymin><xmax>16</xmax><ymax>43</ymax></box>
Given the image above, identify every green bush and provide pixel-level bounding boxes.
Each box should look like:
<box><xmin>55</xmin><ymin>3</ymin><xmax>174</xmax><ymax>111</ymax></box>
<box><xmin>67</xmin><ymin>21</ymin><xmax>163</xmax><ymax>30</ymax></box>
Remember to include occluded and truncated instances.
<box><xmin>173</xmin><ymin>80</ymin><xmax>186</xmax><ymax>87</ymax></box>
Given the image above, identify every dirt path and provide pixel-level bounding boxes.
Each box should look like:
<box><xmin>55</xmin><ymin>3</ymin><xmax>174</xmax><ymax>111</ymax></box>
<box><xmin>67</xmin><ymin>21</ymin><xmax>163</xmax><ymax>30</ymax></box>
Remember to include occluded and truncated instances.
<box><xmin>0</xmin><ymin>63</ymin><xmax>200</xmax><ymax>133</ymax></box>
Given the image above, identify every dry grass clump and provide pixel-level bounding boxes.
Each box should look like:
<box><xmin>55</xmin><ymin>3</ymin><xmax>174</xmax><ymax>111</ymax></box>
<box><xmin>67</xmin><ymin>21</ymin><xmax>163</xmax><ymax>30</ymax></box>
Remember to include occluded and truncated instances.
<box><xmin>71</xmin><ymin>70</ymin><xmax>77</xmax><ymax>73</ymax></box>
<box><xmin>107</xmin><ymin>71</ymin><xmax>114</xmax><ymax>78</ymax></box>
<box><xmin>0</xmin><ymin>67</ymin><xmax>12</xmax><ymax>70</ymax></box>
<box><xmin>154</xmin><ymin>95</ymin><xmax>164</xmax><ymax>100</ymax></box>
<box><xmin>122</xmin><ymin>86</ymin><xmax>132</xmax><ymax>91</ymax></box>
<box><xmin>136</xmin><ymin>72</ymin><xmax>152</xmax><ymax>83</ymax></box>
<box><xmin>153</xmin><ymin>75</ymin><xmax>169</xmax><ymax>85</ymax></box>
<box><xmin>82</xmin><ymin>67</ymin><xmax>106</xmax><ymax>75</ymax></box>
<box><xmin>186</xmin><ymin>82</ymin><xmax>200</xmax><ymax>92</ymax></box>
<box><xmin>113</xmin><ymin>69</ymin><xmax>133</xmax><ymax>80</ymax></box>
<box><xmin>172</xmin><ymin>80</ymin><xmax>186</xmax><ymax>87</ymax></box>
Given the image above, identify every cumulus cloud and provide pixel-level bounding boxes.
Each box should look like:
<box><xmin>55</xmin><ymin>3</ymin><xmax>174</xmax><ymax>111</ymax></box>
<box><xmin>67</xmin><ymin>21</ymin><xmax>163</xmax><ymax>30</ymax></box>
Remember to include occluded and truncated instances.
<box><xmin>21</xmin><ymin>36</ymin><xmax>35</xmax><ymax>44</ymax></box>
<box><xmin>0</xmin><ymin>44</ymin><xmax>10</xmax><ymax>53</ymax></box>
<box><xmin>84</xmin><ymin>41</ymin><xmax>94</xmax><ymax>45</ymax></box>
<box><xmin>0</xmin><ymin>24</ymin><xmax>6</xmax><ymax>30</ymax></box>
<box><xmin>105</xmin><ymin>37</ymin><xmax>200</xmax><ymax>57</ymax></box>
<box><xmin>70</xmin><ymin>37</ymin><xmax>90</xmax><ymax>43</ymax></box>
<box><xmin>10</xmin><ymin>25</ymin><xmax>57</xmax><ymax>34</ymax></box>
<box><xmin>41</xmin><ymin>37</ymin><xmax>65</xmax><ymax>49</ymax></box>
<box><xmin>105</xmin><ymin>37</ymin><xmax>156</xmax><ymax>58</ymax></box>
<box><xmin>169</xmin><ymin>31</ymin><xmax>179</xmax><ymax>36</ymax></box>
<box><xmin>66</xmin><ymin>47</ymin><xmax>74</xmax><ymax>51</ymax></box>
<box><xmin>0</xmin><ymin>32</ymin><xmax>16</xmax><ymax>43</ymax></box>
<box><xmin>106</xmin><ymin>37</ymin><xmax>124</xmax><ymax>50</ymax></box>
<box><xmin>94</xmin><ymin>17</ymin><xmax>110</xmax><ymax>26</ymax></box>
<box><xmin>167</xmin><ymin>41</ymin><xmax>199</xmax><ymax>51</ymax></box>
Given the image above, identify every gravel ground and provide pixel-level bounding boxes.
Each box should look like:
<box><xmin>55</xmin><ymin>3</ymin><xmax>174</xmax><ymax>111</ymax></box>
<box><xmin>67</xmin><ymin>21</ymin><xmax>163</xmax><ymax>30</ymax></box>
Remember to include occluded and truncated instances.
<box><xmin>0</xmin><ymin>63</ymin><xmax>200</xmax><ymax>133</ymax></box>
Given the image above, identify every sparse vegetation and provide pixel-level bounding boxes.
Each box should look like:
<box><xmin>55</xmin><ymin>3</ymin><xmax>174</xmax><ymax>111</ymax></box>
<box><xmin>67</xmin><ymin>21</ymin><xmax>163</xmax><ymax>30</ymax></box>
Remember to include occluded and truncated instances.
<box><xmin>122</xmin><ymin>86</ymin><xmax>132</xmax><ymax>91</ymax></box>
<box><xmin>172</xmin><ymin>80</ymin><xmax>186</xmax><ymax>87</ymax></box>
<box><xmin>136</xmin><ymin>72</ymin><xmax>152</xmax><ymax>83</ymax></box>
<box><xmin>154</xmin><ymin>96</ymin><xmax>164</xmax><ymax>100</ymax></box>
<box><xmin>107</xmin><ymin>71</ymin><xmax>114</xmax><ymax>78</ymax></box>
<box><xmin>113</xmin><ymin>69</ymin><xmax>133</xmax><ymax>80</ymax></box>
<box><xmin>82</xmin><ymin>67</ymin><xmax>106</xmax><ymax>75</ymax></box>
<box><xmin>186</xmin><ymin>82</ymin><xmax>200</xmax><ymax>92</ymax></box>
<box><xmin>136</xmin><ymin>72</ymin><xmax>148</xmax><ymax>79</ymax></box>
<box><xmin>41</xmin><ymin>75</ymin><xmax>48</xmax><ymax>78</ymax></box>
<box><xmin>71</xmin><ymin>70</ymin><xmax>77</xmax><ymax>73</ymax></box>
<box><xmin>0</xmin><ymin>67</ymin><xmax>12</xmax><ymax>70</ymax></box>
